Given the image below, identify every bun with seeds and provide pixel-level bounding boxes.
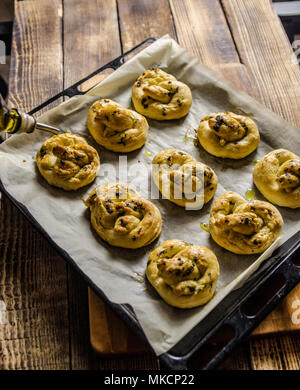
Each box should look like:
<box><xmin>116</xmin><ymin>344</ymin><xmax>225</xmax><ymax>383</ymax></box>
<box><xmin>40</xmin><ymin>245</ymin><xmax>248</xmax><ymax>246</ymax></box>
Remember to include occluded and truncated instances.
<box><xmin>146</xmin><ymin>239</ymin><xmax>219</xmax><ymax>309</ymax></box>
<box><xmin>253</xmin><ymin>149</ymin><xmax>300</xmax><ymax>208</ymax></box>
<box><xmin>132</xmin><ymin>69</ymin><xmax>192</xmax><ymax>120</ymax></box>
<box><xmin>85</xmin><ymin>183</ymin><xmax>162</xmax><ymax>249</ymax></box>
<box><xmin>209</xmin><ymin>191</ymin><xmax>283</xmax><ymax>254</ymax></box>
<box><xmin>36</xmin><ymin>133</ymin><xmax>100</xmax><ymax>191</ymax></box>
<box><xmin>87</xmin><ymin>99</ymin><xmax>148</xmax><ymax>152</ymax></box>
<box><xmin>152</xmin><ymin>148</ymin><xmax>218</xmax><ymax>209</ymax></box>
<box><xmin>197</xmin><ymin>112</ymin><xmax>259</xmax><ymax>159</ymax></box>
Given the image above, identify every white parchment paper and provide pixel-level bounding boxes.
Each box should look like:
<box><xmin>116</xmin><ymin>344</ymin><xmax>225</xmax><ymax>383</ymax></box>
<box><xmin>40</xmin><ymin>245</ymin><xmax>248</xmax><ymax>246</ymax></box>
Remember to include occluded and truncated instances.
<box><xmin>0</xmin><ymin>36</ymin><xmax>299</xmax><ymax>355</ymax></box>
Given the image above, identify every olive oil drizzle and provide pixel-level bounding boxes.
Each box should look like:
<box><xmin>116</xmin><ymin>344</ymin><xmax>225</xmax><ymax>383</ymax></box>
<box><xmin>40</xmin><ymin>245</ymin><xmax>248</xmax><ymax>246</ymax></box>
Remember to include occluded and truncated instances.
<box><xmin>200</xmin><ymin>222</ymin><xmax>210</xmax><ymax>232</ymax></box>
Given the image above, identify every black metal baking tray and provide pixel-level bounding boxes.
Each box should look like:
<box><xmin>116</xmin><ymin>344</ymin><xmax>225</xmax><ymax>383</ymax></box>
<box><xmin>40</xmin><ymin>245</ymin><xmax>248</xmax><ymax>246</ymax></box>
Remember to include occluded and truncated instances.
<box><xmin>1</xmin><ymin>38</ymin><xmax>300</xmax><ymax>370</ymax></box>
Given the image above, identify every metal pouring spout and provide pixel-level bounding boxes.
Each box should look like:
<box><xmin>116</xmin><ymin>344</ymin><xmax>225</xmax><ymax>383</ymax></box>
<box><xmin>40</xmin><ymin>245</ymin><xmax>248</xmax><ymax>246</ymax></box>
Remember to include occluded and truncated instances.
<box><xmin>0</xmin><ymin>93</ymin><xmax>62</xmax><ymax>136</ymax></box>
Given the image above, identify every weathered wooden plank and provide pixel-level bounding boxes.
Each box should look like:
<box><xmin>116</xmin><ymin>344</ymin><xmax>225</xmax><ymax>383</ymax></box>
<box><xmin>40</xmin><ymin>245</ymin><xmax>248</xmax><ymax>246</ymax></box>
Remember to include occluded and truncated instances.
<box><xmin>220</xmin><ymin>0</ymin><xmax>300</xmax><ymax>370</ymax></box>
<box><xmin>66</xmin><ymin>268</ymin><xmax>92</xmax><ymax>370</ymax></box>
<box><xmin>221</xmin><ymin>0</ymin><xmax>300</xmax><ymax>128</ymax></box>
<box><xmin>212</xmin><ymin>62</ymin><xmax>260</xmax><ymax>99</ymax></box>
<box><xmin>249</xmin><ymin>333</ymin><xmax>300</xmax><ymax>370</ymax></box>
<box><xmin>170</xmin><ymin>0</ymin><xmax>240</xmax><ymax>65</ymax></box>
<box><xmin>0</xmin><ymin>196</ymin><xmax>69</xmax><ymax>370</ymax></box>
<box><xmin>118</xmin><ymin>0</ymin><xmax>176</xmax><ymax>52</ymax></box>
<box><xmin>217</xmin><ymin>343</ymin><xmax>251</xmax><ymax>370</ymax></box>
<box><xmin>63</xmin><ymin>0</ymin><xmax>122</xmax><ymax>369</ymax></box>
<box><xmin>64</xmin><ymin>0</ymin><xmax>121</xmax><ymax>87</ymax></box>
<box><xmin>95</xmin><ymin>353</ymin><xmax>158</xmax><ymax>370</ymax></box>
<box><xmin>0</xmin><ymin>0</ymin><xmax>70</xmax><ymax>370</ymax></box>
<box><xmin>9</xmin><ymin>0</ymin><xmax>64</xmax><ymax>113</ymax></box>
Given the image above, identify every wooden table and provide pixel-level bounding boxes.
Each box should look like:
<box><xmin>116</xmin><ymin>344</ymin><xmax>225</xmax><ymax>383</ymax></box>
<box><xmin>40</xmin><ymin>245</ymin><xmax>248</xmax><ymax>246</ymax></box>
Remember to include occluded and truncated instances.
<box><xmin>1</xmin><ymin>0</ymin><xmax>300</xmax><ymax>370</ymax></box>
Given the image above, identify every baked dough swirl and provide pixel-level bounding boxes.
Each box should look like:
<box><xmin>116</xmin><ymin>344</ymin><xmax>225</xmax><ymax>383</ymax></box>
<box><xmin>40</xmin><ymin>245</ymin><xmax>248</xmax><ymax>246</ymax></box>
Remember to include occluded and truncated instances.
<box><xmin>209</xmin><ymin>191</ymin><xmax>283</xmax><ymax>254</ymax></box>
<box><xmin>85</xmin><ymin>183</ymin><xmax>162</xmax><ymax>249</ymax></box>
<box><xmin>87</xmin><ymin>99</ymin><xmax>149</xmax><ymax>152</ymax></box>
<box><xmin>197</xmin><ymin>112</ymin><xmax>260</xmax><ymax>159</ymax></box>
<box><xmin>36</xmin><ymin>133</ymin><xmax>100</xmax><ymax>191</ymax></box>
<box><xmin>132</xmin><ymin>69</ymin><xmax>192</xmax><ymax>120</ymax></box>
<box><xmin>146</xmin><ymin>239</ymin><xmax>219</xmax><ymax>308</ymax></box>
<box><xmin>253</xmin><ymin>149</ymin><xmax>300</xmax><ymax>208</ymax></box>
<box><xmin>152</xmin><ymin>149</ymin><xmax>218</xmax><ymax>208</ymax></box>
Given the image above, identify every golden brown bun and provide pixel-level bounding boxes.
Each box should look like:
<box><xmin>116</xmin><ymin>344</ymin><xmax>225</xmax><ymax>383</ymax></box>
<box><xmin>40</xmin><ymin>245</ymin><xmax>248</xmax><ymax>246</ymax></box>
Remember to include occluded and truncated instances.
<box><xmin>152</xmin><ymin>149</ymin><xmax>218</xmax><ymax>208</ymax></box>
<box><xmin>132</xmin><ymin>69</ymin><xmax>192</xmax><ymax>120</ymax></box>
<box><xmin>36</xmin><ymin>133</ymin><xmax>100</xmax><ymax>191</ymax></box>
<box><xmin>253</xmin><ymin>149</ymin><xmax>300</xmax><ymax>208</ymax></box>
<box><xmin>197</xmin><ymin>112</ymin><xmax>260</xmax><ymax>159</ymax></box>
<box><xmin>209</xmin><ymin>191</ymin><xmax>283</xmax><ymax>254</ymax></box>
<box><xmin>146</xmin><ymin>239</ymin><xmax>219</xmax><ymax>308</ymax></box>
<box><xmin>85</xmin><ymin>183</ymin><xmax>162</xmax><ymax>249</ymax></box>
<box><xmin>87</xmin><ymin>99</ymin><xmax>148</xmax><ymax>152</ymax></box>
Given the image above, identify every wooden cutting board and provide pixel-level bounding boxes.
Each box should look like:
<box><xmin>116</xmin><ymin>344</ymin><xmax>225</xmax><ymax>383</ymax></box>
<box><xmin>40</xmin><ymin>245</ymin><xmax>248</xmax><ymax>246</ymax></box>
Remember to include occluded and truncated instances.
<box><xmin>88</xmin><ymin>282</ymin><xmax>300</xmax><ymax>355</ymax></box>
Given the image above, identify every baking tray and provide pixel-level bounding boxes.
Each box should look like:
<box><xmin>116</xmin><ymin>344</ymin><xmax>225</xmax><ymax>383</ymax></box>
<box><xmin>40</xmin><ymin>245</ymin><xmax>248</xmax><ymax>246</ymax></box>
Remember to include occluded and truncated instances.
<box><xmin>1</xmin><ymin>38</ymin><xmax>300</xmax><ymax>370</ymax></box>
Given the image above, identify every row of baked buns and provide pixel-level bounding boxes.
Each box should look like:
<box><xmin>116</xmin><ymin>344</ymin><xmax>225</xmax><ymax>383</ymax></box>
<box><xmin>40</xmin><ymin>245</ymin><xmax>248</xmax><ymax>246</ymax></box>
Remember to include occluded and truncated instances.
<box><xmin>82</xmin><ymin>181</ymin><xmax>283</xmax><ymax>256</ymax></box>
<box><xmin>86</xmin><ymin>69</ymin><xmax>300</xmax><ymax>209</ymax></box>
<box><xmin>34</xmin><ymin>69</ymin><xmax>299</xmax><ymax>309</ymax></box>
<box><xmin>35</xmin><ymin>131</ymin><xmax>300</xmax><ymax>209</ymax></box>
<box><xmin>82</xmin><ymin>182</ymin><xmax>283</xmax><ymax>308</ymax></box>
<box><xmin>86</xmin><ymin>69</ymin><xmax>193</xmax><ymax>153</ymax></box>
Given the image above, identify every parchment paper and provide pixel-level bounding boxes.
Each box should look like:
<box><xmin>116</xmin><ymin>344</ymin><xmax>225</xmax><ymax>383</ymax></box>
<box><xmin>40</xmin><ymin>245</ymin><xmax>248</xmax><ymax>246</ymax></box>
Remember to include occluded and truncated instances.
<box><xmin>0</xmin><ymin>36</ymin><xmax>299</xmax><ymax>355</ymax></box>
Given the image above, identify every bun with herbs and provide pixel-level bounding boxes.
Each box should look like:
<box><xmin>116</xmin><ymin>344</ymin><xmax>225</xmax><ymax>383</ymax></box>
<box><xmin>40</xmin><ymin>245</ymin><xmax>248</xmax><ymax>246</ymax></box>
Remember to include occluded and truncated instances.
<box><xmin>87</xmin><ymin>99</ymin><xmax>148</xmax><ymax>153</ymax></box>
<box><xmin>36</xmin><ymin>133</ymin><xmax>100</xmax><ymax>191</ymax></box>
<box><xmin>85</xmin><ymin>183</ymin><xmax>162</xmax><ymax>249</ymax></box>
<box><xmin>132</xmin><ymin>69</ymin><xmax>192</xmax><ymax>120</ymax></box>
<box><xmin>152</xmin><ymin>149</ymin><xmax>218</xmax><ymax>209</ymax></box>
<box><xmin>197</xmin><ymin>112</ymin><xmax>260</xmax><ymax>159</ymax></box>
<box><xmin>253</xmin><ymin>149</ymin><xmax>300</xmax><ymax>208</ymax></box>
<box><xmin>209</xmin><ymin>191</ymin><xmax>283</xmax><ymax>254</ymax></box>
<box><xmin>146</xmin><ymin>239</ymin><xmax>219</xmax><ymax>308</ymax></box>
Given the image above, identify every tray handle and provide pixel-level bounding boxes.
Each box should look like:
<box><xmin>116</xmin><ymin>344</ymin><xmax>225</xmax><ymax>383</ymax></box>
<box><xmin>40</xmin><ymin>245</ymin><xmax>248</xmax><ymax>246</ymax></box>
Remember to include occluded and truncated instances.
<box><xmin>159</xmin><ymin>239</ymin><xmax>300</xmax><ymax>370</ymax></box>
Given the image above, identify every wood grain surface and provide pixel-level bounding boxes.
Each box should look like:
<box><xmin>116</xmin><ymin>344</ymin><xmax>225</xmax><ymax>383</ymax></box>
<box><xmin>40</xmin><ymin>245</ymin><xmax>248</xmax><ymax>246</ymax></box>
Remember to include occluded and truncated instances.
<box><xmin>219</xmin><ymin>0</ymin><xmax>300</xmax><ymax>365</ymax></box>
<box><xmin>170</xmin><ymin>0</ymin><xmax>240</xmax><ymax>65</ymax></box>
<box><xmin>0</xmin><ymin>0</ymin><xmax>70</xmax><ymax>370</ymax></box>
<box><xmin>222</xmin><ymin>0</ymin><xmax>300</xmax><ymax>126</ymax></box>
<box><xmin>0</xmin><ymin>0</ymin><xmax>299</xmax><ymax>370</ymax></box>
<box><xmin>119</xmin><ymin>0</ymin><xmax>176</xmax><ymax>51</ymax></box>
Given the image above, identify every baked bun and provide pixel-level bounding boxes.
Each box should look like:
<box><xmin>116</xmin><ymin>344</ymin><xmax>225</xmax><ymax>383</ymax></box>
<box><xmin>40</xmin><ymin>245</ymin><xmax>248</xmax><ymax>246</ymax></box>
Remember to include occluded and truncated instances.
<box><xmin>146</xmin><ymin>239</ymin><xmax>219</xmax><ymax>308</ymax></box>
<box><xmin>197</xmin><ymin>112</ymin><xmax>260</xmax><ymax>159</ymax></box>
<box><xmin>152</xmin><ymin>149</ymin><xmax>218</xmax><ymax>209</ymax></box>
<box><xmin>36</xmin><ymin>133</ymin><xmax>100</xmax><ymax>191</ymax></box>
<box><xmin>85</xmin><ymin>183</ymin><xmax>162</xmax><ymax>249</ymax></box>
<box><xmin>87</xmin><ymin>99</ymin><xmax>148</xmax><ymax>152</ymax></box>
<box><xmin>132</xmin><ymin>69</ymin><xmax>192</xmax><ymax>120</ymax></box>
<box><xmin>209</xmin><ymin>191</ymin><xmax>283</xmax><ymax>254</ymax></box>
<box><xmin>253</xmin><ymin>149</ymin><xmax>300</xmax><ymax>208</ymax></box>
